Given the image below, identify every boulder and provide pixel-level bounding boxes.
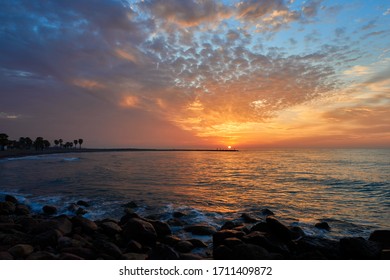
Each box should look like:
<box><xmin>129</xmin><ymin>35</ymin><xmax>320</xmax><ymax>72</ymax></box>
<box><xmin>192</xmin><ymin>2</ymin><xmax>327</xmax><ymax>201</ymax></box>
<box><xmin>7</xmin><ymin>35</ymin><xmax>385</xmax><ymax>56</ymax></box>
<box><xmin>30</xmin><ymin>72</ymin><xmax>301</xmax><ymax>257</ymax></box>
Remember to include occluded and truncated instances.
<box><xmin>261</xmin><ymin>209</ymin><xmax>275</xmax><ymax>216</ymax></box>
<box><xmin>53</xmin><ymin>215</ymin><xmax>73</xmax><ymax>235</ymax></box>
<box><xmin>161</xmin><ymin>235</ymin><xmax>182</xmax><ymax>247</ymax></box>
<box><xmin>122</xmin><ymin>253</ymin><xmax>147</xmax><ymax>260</ymax></box>
<box><xmin>251</xmin><ymin>222</ymin><xmax>270</xmax><ymax>233</ymax></box>
<box><xmin>369</xmin><ymin>230</ymin><xmax>390</xmax><ymax>248</ymax></box>
<box><xmin>213</xmin><ymin>229</ymin><xmax>245</xmax><ymax>246</ymax></box>
<box><xmin>15</xmin><ymin>204</ymin><xmax>30</xmax><ymax>216</ymax></box>
<box><xmin>122</xmin><ymin>201</ymin><xmax>138</xmax><ymax>208</ymax></box>
<box><xmin>340</xmin><ymin>237</ymin><xmax>381</xmax><ymax>259</ymax></box>
<box><xmin>125</xmin><ymin>240</ymin><xmax>143</xmax><ymax>253</ymax></box>
<box><xmin>58</xmin><ymin>253</ymin><xmax>84</xmax><ymax>260</ymax></box>
<box><xmin>149</xmin><ymin>243</ymin><xmax>179</xmax><ymax>260</ymax></box>
<box><xmin>93</xmin><ymin>239</ymin><xmax>123</xmax><ymax>259</ymax></box>
<box><xmin>221</xmin><ymin>221</ymin><xmax>237</xmax><ymax>230</ymax></box>
<box><xmin>101</xmin><ymin>221</ymin><xmax>122</xmax><ymax>236</ymax></box>
<box><xmin>76</xmin><ymin>200</ymin><xmax>90</xmax><ymax>207</ymax></box>
<box><xmin>0</xmin><ymin>251</ymin><xmax>14</xmax><ymax>259</ymax></box>
<box><xmin>149</xmin><ymin>220</ymin><xmax>172</xmax><ymax>237</ymax></box>
<box><xmin>119</xmin><ymin>212</ymin><xmax>140</xmax><ymax>226</ymax></box>
<box><xmin>223</xmin><ymin>237</ymin><xmax>244</xmax><ymax>247</ymax></box>
<box><xmin>0</xmin><ymin>201</ymin><xmax>16</xmax><ymax>215</ymax></box>
<box><xmin>76</xmin><ymin>208</ymin><xmax>88</xmax><ymax>216</ymax></box>
<box><xmin>180</xmin><ymin>253</ymin><xmax>203</xmax><ymax>260</ymax></box>
<box><xmin>173</xmin><ymin>211</ymin><xmax>186</xmax><ymax>218</ymax></box>
<box><xmin>296</xmin><ymin>236</ymin><xmax>340</xmax><ymax>259</ymax></box>
<box><xmin>213</xmin><ymin>245</ymin><xmax>233</xmax><ymax>260</ymax></box>
<box><xmin>188</xmin><ymin>239</ymin><xmax>208</xmax><ymax>248</ymax></box>
<box><xmin>167</xmin><ymin>218</ymin><xmax>187</xmax><ymax>226</ymax></box>
<box><xmin>61</xmin><ymin>247</ymin><xmax>96</xmax><ymax>259</ymax></box>
<box><xmin>184</xmin><ymin>224</ymin><xmax>217</xmax><ymax>235</ymax></box>
<box><xmin>42</xmin><ymin>205</ymin><xmax>57</xmax><ymax>215</ymax></box>
<box><xmin>8</xmin><ymin>244</ymin><xmax>34</xmax><ymax>258</ymax></box>
<box><xmin>0</xmin><ymin>231</ymin><xmax>33</xmax><ymax>246</ymax></box>
<box><xmin>243</xmin><ymin>231</ymin><xmax>290</xmax><ymax>255</ymax></box>
<box><xmin>122</xmin><ymin>218</ymin><xmax>157</xmax><ymax>245</ymax></box>
<box><xmin>175</xmin><ymin>241</ymin><xmax>194</xmax><ymax>253</ymax></box>
<box><xmin>72</xmin><ymin>216</ymin><xmax>98</xmax><ymax>233</ymax></box>
<box><xmin>315</xmin><ymin>222</ymin><xmax>330</xmax><ymax>231</ymax></box>
<box><xmin>5</xmin><ymin>195</ymin><xmax>18</xmax><ymax>204</ymax></box>
<box><xmin>231</xmin><ymin>243</ymin><xmax>271</xmax><ymax>260</ymax></box>
<box><xmin>266</xmin><ymin>217</ymin><xmax>293</xmax><ymax>241</ymax></box>
<box><xmin>32</xmin><ymin>229</ymin><xmax>62</xmax><ymax>247</ymax></box>
<box><xmin>241</xmin><ymin>213</ymin><xmax>258</xmax><ymax>223</ymax></box>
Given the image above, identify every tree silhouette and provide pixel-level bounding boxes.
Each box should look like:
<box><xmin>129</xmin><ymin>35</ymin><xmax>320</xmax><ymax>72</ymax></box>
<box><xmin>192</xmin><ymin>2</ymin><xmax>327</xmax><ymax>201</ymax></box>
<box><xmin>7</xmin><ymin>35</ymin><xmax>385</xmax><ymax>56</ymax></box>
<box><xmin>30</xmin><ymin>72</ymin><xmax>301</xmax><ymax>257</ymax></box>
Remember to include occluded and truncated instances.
<box><xmin>59</xmin><ymin>139</ymin><xmax>63</xmax><ymax>148</ymax></box>
<box><xmin>78</xmin><ymin>138</ymin><xmax>83</xmax><ymax>149</ymax></box>
<box><xmin>33</xmin><ymin>137</ymin><xmax>44</xmax><ymax>151</ymax></box>
<box><xmin>73</xmin><ymin>139</ymin><xmax>78</xmax><ymax>149</ymax></box>
<box><xmin>54</xmin><ymin>139</ymin><xmax>59</xmax><ymax>147</ymax></box>
<box><xmin>25</xmin><ymin>137</ymin><xmax>33</xmax><ymax>149</ymax></box>
<box><xmin>0</xmin><ymin>133</ymin><xmax>9</xmax><ymax>151</ymax></box>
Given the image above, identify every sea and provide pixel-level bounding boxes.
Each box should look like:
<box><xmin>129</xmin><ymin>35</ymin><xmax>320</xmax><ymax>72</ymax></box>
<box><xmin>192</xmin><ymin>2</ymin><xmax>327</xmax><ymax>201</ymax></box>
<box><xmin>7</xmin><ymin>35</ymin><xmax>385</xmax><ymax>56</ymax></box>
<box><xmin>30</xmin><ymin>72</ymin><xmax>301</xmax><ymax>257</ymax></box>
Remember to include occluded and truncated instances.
<box><xmin>0</xmin><ymin>149</ymin><xmax>389</xmax><ymax>241</ymax></box>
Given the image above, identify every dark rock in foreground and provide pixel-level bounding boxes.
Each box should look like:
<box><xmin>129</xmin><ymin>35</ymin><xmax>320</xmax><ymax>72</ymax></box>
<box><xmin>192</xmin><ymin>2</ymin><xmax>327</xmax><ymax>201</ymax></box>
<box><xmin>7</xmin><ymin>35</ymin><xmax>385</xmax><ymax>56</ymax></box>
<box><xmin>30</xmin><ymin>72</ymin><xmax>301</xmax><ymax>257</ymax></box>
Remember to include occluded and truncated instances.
<box><xmin>0</xmin><ymin>195</ymin><xmax>388</xmax><ymax>260</ymax></box>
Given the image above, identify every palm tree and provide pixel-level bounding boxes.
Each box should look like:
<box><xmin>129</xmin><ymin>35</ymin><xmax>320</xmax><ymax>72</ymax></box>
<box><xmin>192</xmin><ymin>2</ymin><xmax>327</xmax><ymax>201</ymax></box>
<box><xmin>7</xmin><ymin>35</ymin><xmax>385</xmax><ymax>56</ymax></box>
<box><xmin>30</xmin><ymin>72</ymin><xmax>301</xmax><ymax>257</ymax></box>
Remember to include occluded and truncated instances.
<box><xmin>43</xmin><ymin>140</ymin><xmax>51</xmax><ymax>149</ymax></box>
<box><xmin>59</xmin><ymin>139</ymin><xmax>63</xmax><ymax>148</ymax></box>
<box><xmin>73</xmin><ymin>139</ymin><xmax>78</xmax><ymax>148</ymax></box>
<box><xmin>33</xmin><ymin>137</ymin><xmax>44</xmax><ymax>151</ymax></box>
<box><xmin>0</xmin><ymin>133</ymin><xmax>9</xmax><ymax>151</ymax></box>
<box><xmin>54</xmin><ymin>139</ymin><xmax>59</xmax><ymax>147</ymax></box>
<box><xmin>25</xmin><ymin>137</ymin><xmax>33</xmax><ymax>149</ymax></box>
<box><xmin>78</xmin><ymin>138</ymin><xmax>83</xmax><ymax>149</ymax></box>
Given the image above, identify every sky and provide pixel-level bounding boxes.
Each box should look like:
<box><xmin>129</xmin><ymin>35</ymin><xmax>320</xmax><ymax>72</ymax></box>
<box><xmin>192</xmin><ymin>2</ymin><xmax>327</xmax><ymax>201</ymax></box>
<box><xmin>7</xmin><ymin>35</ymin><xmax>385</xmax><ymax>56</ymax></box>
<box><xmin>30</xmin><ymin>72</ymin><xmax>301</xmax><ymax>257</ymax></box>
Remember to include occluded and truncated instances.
<box><xmin>0</xmin><ymin>0</ymin><xmax>389</xmax><ymax>148</ymax></box>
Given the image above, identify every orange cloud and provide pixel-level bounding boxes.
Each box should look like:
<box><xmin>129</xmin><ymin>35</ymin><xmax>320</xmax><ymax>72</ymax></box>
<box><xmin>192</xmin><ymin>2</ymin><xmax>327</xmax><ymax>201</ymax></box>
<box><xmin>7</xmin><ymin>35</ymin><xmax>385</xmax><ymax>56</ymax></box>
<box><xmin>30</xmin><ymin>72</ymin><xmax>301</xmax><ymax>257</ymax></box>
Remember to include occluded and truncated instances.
<box><xmin>72</xmin><ymin>79</ymin><xmax>105</xmax><ymax>90</ymax></box>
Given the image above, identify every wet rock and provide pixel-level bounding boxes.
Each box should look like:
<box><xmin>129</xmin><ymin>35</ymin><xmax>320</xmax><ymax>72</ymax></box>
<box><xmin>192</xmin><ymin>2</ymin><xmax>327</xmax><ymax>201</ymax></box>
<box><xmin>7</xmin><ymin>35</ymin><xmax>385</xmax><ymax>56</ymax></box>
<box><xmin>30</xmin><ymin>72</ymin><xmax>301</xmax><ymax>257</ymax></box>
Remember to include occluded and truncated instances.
<box><xmin>122</xmin><ymin>218</ymin><xmax>157</xmax><ymax>245</ymax></box>
<box><xmin>184</xmin><ymin>224</ymin><xmax>217</xmax><ymax>235</ymax></box>
<box><xmin>0</xmin><ymin>201</ymin><xmax>16</xmax><ymax>215</ymax></box>
<box><xmin>53</xmin><ymin>215</ymin><xmax>73</xmax><ymax>235</ymax></box>
<box><xmin>0</xmin><ymin>215</ymin><xmax>13</xmax><ymax>223</ymax></box>
<box><xmin>149</xmin><ymin>220</ymin><xmax>171</xmax><ymax>237</ymax></box>
<box><xmin>241</xmin><ymin>213</ymin><xmax>258</xmax><ymax>223</ymax></box>
<box><xmin>167</xmin><ymin>218</ymin><xmax>187</xmax><ymax>226</ymax></box>
<box><xmin>5</xmin><ymin>195</ymin><xmax>18</xmax><ymax>204</ymax></box>
<box><xmin>251</xmin><ymin>222</ymin><xmax>270</xmax><ymax>233</ymax></box>
<box><xmin>173</xmin><ymin>211</ymin><xmax>186</xmax><ymax>218</ymax></box>
<box><xmin>243</xmin><ymin>231</ymin><xmax>290</xmax><ymax>255</ymax></box>
<box><xmin>33</xmin><ymin>229</ymin><xmax>62</xmax><ymax>247</ymax></box>
<box><xmin>67</xmin><ymin>203</ymin><xmax>78</xmax><ymax>212</ymax></box>
<box><xmin>296</xmin><ymin>236</ymin><xmax>340</xmax><ymax>259</ymax></box>
<box><xmin>213</xmin><ymin>245</ymin><xmax>233</xmax><ymax>260</ymax></box>
<box><xmin>93</xmin><ymin>239</ymin><xmax>123</xmax><ymax>259</ymax></box>
<box><xmin>119</xmin><ymin>212</ymin><xmax>140</xmax><ymax>226</ymax></box>
<box><xmin>0</xmin><ymin>231</ymin><xmax>33</xmax><ymax>246</ymax></box>
<box><xmin>76</xmin><ymin>200</ymin><xmax>90</xmax><ymax>207</ymax></box>
<box><xmin>369</xmin><ymin>230</ymin><xmax>390</xmax><ymax>248</ymax></box>
<box><xmin>224</xmin><ymin>237</ymin><xmax>244</xmax><ymax>247</ymax></box>
<box><xmin>261</xmin><ymin>209</ymin><xmax>275</xmax><ymax>216</ymax></box>
<box><xmin>221</xmin><ymin>221</ymin><xmax>239</xmax><ymax>230</ymax></box>
<box><xmin>72</xmin><ymin>216</ymin><xmax>98</xmax><ymax>233</ymax></box>
<box><xmin>315</xmin><ymin>222</ymin><xmax>330</xmax><ymax>231</ymax></box>
<box><xmin>266</xmin><ymin>217</ymin><xmax>293</xmax><ymax>241</ymax></box>
<box><xmin>161</xmin><ymin>235</ymin><xmax>181</xmax><ymax>247</ymax></box>
<box><xmin>213</xmin><ymin>229</ymin><xmax>245</xmax><ymax>246</ymax></box>
<box><xmin>26</xmin><ymin>251</ymin><xmax>56</xmax><ymax>260</ymax></box>
<box><xmin>125</xmin><ymin>240</ymin><xmax>143</xmax><ymax>253</ymax></box>
<box><xmin>381</xmin><ymin>249</ymin><xmax>390</xmax><ymax>259</ymax></box>
<box><xmin>175</xmin><ymin>241</ymin><xmax>194</xmax><ymax>253</ymax></box>
<box><xmin>76</xmin><ymin>208</ymin><xmax>88</xmax><ymax>216</ymax></box>
<box><xmin>122</xmin><ymin>201</ymin><xmax>138</xmax><ymax>208</ymax></box>
<box><xmin>188</xmin><ymin>238</ymin><xmax>208</xmax><ymax>248</ymax></box>
<box><xmin>0</xmin><ymin>251</ymin><xmax>13</xmax><ymax>259</ymax></box>
<box><xmin>15</xmin><ymin>204</ymin><xmax>30</xmax><ymax>216</ymax></box>
<box><xmin>290</xmin><ymin>226</ymin><xmax>306</xmax><ymax>240</ymax></box>
<box><xmin>122</xmin><ymin>253</ymin><xmax>147</xmax><ymax>260</ymax></box>
<box><xmin>101</xmin><ymin>221</ymin><xmax>122</xmax><ymax>236</ymax></box>
<box><xmin>42</xmin><ymin>205</ymin><xmax>57</xmax><ymax>215</ymax></box>
<box><xmin>8</xmin><ymin>244</ymin><xmax>34</xmax><ymax>258</ymax></box>
<box><xmin>149</xmin><ymin>243</ymin><xmax>179</xmax><ymax>260</ymax></box>
<box><xmin>233</xmin><ymin>243</ymin><xmax>270</xmax><ymax>260</ymax></box>
<box><xmin>0</xmin><ymin>223</ymin><xmax>22</xmax><ymax>233</ymax></box>
<box><xmin>340</xmin><ymin>237</ymin><xmax>381</xmax><ymax>259</ymax></box>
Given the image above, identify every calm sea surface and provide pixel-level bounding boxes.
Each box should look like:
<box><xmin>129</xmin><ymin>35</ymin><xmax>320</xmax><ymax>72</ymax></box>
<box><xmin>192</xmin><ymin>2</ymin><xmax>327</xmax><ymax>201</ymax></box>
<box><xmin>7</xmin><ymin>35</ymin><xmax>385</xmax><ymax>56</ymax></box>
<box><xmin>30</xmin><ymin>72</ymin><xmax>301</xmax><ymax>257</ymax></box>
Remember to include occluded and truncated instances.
<box><xmin>1</xmin><ymin>149</ymin><xmax>389</xmax><ymax>240</ymax></box>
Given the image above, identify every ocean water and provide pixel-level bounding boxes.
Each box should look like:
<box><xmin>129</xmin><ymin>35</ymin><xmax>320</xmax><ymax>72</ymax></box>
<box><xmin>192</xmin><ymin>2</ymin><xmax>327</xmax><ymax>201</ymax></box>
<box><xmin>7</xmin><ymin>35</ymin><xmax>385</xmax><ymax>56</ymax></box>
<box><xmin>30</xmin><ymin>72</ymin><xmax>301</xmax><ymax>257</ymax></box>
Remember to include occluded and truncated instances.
<box><xmin>0</xmin><ymin>149</ymin><xmax>389</xmax><ymax>240</ymax></box>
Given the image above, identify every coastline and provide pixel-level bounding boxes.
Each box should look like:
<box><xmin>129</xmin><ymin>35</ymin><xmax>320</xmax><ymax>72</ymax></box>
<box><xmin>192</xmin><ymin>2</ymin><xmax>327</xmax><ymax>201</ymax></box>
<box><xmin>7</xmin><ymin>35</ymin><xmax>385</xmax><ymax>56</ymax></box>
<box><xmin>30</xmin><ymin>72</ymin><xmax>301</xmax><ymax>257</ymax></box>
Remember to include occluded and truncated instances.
<box><xmin>0</xmin><ymin>147</ymin><xmax>238</xmax><ymax>160</ymax></box>
<box><xmin>0</xmin><ymin>195</ymin><xmax>388</xmax><ymax>260</ymax></box>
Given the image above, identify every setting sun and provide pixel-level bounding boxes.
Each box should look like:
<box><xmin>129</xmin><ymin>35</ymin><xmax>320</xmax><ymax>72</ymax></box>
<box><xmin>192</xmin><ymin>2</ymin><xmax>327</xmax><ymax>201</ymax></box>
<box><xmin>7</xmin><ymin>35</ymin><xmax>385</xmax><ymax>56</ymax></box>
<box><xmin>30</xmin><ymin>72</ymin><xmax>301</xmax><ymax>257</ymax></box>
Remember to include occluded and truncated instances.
<box><xmin>228</xmin><ymin>146</ymin><xmax>232</xmax><ymax>149</ymax></box>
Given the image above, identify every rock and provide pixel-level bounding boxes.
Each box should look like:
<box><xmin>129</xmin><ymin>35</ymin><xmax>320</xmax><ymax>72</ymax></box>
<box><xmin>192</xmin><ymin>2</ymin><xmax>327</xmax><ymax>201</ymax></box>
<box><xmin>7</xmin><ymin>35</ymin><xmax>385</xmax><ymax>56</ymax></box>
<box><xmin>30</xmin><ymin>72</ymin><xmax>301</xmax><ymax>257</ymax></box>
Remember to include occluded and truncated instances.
<box><xmin>184</xmin><ymin>224</ymin><xmax>217</xmax><ymax>235</ymax></box>
<box><xmin>8</xmin><ymin>244</ymin><xmax>34</xmax><ymax>258</ymax></box>
<box><xmin>188</xmin><ymin>239</ymin><xmax>208</xmax><ymax>248</ymax></box>
<box><xmin>0</xmin><ymin>215</ymin><xmax>13</xmax><ymax>223</ymax></box>
<box><xmin>26</xmin><ymin>251</ymin><xmax>56</xmax><ymax>260</ymax></box>
<box><xmin>149</xmin><ymin>243</ymin><xmax>179</xmax><ymax>260</ymax></box>
<box><xmin>125</xmin><ymin>240</ymin><xmax>143</xmax><ymax>253</ymax></box>
<box><xmin>57</xmin><ymin>236</ymin><xmax>83</xmax><ymax>249</ymax></box>
<box><xmin>0</xmin><ymin>231</ymin><xmax>33</xmax><ymax>246</ymax></box>
<box><xmin>173</xmin><ymin>211</ymin><xmax>186</xmax><ymax>218</ymax></box>
<box><xmin>122</xmin><ymin>253</ymin><xmax>147</xmax><ymax>260</ymax></box>
<box><xmin>241</xmin><ymin>213</ymin><xmax>258</xmax><ymax>223</ymax></box>
<box><xmin>261</xmin><ymin>209</ymin><xmax>275</xmax><ymax>216</ymax></box>
<box><xmin>213</xmin><ymin>245</ymin><xmax>233</xmax><ymax>260</ymax></box>
<box><xmin>180</xmin><ymin>253</ymin><xmax>203</xmax><ymax>260</ymax></box>
<box><xmin>119</xmin><ymin>212</ymin><xmax>140</xmax><ymax>226</ymax></box>
<box><xmin>381</xmin><ymin>249</ymin><xmax>390</xmax><ymax>259</ymax></box>
<box><xmin>0</xmin><ymin>201</ymin><xmax>16</xmax><ymax>215</ymax></box>
<box><xmin>76</xmin><ymin>200</ymin><xmax>90</xmax><ymax>207</ymax></box>
<box><xmin>5</xmin><ymin>195</ymin><xmax>18</xmax><ymax>204</ymax></box>
<box><xmin>0</xmin><ymin>222</ymin><xmax>22</xmax><ymax>232</ymax></box>
<box><xmin>93</xmin><ymin>239</ymin><xmax>123</xmax><ymax>259</ymax></box>
<box><xmin>72</xmin><ymin>216</ymin><xmax>98</xmax><ymax>233</ymax></box>
<box><xmin>53</xmin><ymin>215</ymin><xmax>73</xmax><ymax>235</ymax></box>
<box><xmin>122</xmin><ymin>201</ymin><xmax>138</xmax><ymax>208</ymax></box>
<box><xmin>42</xmin><ymin>205</ymin><xmax>57</xmax><ymax>215</ymax></box>
<box><xmin>33</xmin><ymin>229</ymin><xmax>62</xmax><ymax>247</ymax></box>
<box><xmin>221</xmin><ymin>221</ymin><xmax>237</xmax><ymax>230</ymax></box>
<box><xmin>122</xmin><ymin>218</ymin><xmax>157</xmax><ymax>245</ymax></box>
<box><xmin>67</xmin><ymin>203</ymin><xmax>78</xmax><ymax>212</ymax></box>
<box><xmin>15</xmin><ymin>204</ymin><xmax>30</xmax><ymax>216</ymax></box>
<box><xmin>231</xmin><ymin>243</ymin><xmax>270</xmax><ymax>260</ymax></box>
<box><xmin>224</xmin><ymin>237</ymin><xmax>244</xmax><ymax>247</ymax></box>
<box><xmin>369</xmin><ymin>230</ymin><xmax>390</xmax><ymax>248</ymax></box>
<box><xmin>149</xmin><ymin>220</ymin><xmax>172</xmax><ymax>237</ymax></box>
<box><xmin>58</xmin><ymin>253</ymin><xmax>84</xmax><ymax>260</ymax></box>
<box><xmin>213</xmin><ymin>229</ymin><xmax>245</xmax><ymax>246</ymax></box>
<box><xmin>161</xmin><ymin>235</ymin><xmax>182</xmax><ymax>247</ymax></box>
<box><xmin>290</xmin><ymin>226</ymin><xmax>306</xmax><ymax>240</ymax></box>
<box><xmin>76</xmin><ymin>208</ymin><xmax>88</xmax><ymax>216</ymax></box>
<box><xmin>243</xmin><ymin>231</ymin><xmax>290</xmax><ymax>255</ymax></box>
<box><xmin>101</xmin><ymin>221</ymin><xmax>122</xmax><ymax>236</ymax></box>
<box><xmin>175</xmin><ymin>241</ymin><xmax>194</xmax><ymax>253</ymax></box>
<box><xmin>167</xmin><ymin>218</ymin><xmax>187</xmax><ymax>226</ymax></box>
<box><xmin>340</xmin><ymin>237</ymin><xmax>381</xmax><ymax>259</ymax></box>
<box><xmin>296</xmin><ymin>236</ymin><xmax>340</xmax><ymax>259</ymax></box>
<box><xmin>61</xmin><ymin>247</ymin><xmax>96</xmax><ymax>259</ymax></box>
<box><xmin>315</xmin><ymin>222</ymin><xmax>330</xmax><ymax>231</ymax></box>
<box><xmin>251</xmin><ymin>222</ymin><xmax>270</xmax><ymax>233</ymax></box>
<box><xmin>266</xmin><ymin>217</ymin><xmax>293</xmax><ymax>241</ymax></box>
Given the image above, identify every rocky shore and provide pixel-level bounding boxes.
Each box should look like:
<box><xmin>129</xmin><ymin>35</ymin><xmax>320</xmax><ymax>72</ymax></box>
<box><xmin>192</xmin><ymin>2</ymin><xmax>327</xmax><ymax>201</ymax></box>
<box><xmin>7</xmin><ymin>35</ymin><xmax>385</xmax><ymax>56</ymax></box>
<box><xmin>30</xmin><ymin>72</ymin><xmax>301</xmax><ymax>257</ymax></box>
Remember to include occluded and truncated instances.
<box><xmin>0</xmin><ymin>195</ymin><xmax>389</xmax><ymax>260</ymax></box>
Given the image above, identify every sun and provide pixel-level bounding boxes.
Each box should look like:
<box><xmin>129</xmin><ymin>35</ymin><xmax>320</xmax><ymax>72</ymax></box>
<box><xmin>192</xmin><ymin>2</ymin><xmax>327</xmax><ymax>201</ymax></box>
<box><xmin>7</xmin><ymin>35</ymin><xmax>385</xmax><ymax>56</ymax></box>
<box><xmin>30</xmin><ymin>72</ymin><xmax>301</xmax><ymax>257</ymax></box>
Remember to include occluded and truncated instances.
<box><xmin>227</xmin><ymin>146</ymin><xmax>232</xmax><ymax>149</ymax></box>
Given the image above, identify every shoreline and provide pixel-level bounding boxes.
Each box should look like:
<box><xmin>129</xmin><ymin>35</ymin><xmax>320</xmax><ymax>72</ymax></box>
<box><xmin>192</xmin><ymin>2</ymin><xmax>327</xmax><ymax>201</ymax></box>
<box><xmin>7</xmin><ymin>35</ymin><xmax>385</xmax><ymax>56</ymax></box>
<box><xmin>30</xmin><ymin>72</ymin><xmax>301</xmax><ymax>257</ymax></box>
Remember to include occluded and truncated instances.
<box><xmin>0</xmin><ymin>147</ymin><xmax>238</xmax><ymax>160</ymax></box>
<box><xmin>0</xmin><ymin>195</ymin><xmax>388</xmax><ymax>260</ymax></box>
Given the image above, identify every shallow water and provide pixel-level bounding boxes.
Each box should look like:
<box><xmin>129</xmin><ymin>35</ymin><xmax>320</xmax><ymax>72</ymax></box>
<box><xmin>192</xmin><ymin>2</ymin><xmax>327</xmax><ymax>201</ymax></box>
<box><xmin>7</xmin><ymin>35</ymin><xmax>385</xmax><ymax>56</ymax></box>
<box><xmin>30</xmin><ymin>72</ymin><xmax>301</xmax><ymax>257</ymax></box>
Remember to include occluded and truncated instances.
<box><xmin>0</xmin><ymin>149</ymin><xmax>389</xmax><ymax>239</ymax></box>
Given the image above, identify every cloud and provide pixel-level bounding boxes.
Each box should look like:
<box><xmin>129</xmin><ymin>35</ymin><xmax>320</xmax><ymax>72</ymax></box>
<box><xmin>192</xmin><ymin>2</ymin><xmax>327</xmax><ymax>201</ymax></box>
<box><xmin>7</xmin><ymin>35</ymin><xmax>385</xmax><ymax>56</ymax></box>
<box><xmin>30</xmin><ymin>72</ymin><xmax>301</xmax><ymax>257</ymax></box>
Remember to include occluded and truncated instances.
<box><xmin>384</xmin><ymin>8</ymin><xmax>390</xmax><ymax>16</ymax></box>
<box><xmin>0</xmin><ymin>112</ymin><xmax>22</xmax><ymax>120</ymax></box>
